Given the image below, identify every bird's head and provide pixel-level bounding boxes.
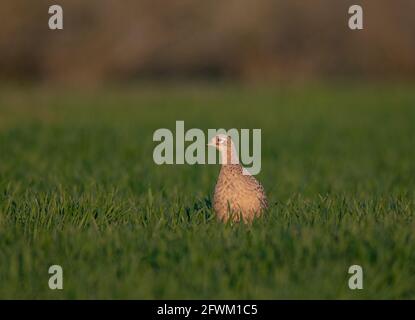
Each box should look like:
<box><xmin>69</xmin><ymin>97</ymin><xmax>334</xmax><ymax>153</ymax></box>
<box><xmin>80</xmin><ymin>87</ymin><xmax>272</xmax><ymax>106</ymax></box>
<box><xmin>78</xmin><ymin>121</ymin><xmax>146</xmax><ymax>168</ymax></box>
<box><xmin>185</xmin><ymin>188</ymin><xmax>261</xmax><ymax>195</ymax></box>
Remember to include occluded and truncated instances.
<box><xmin>207</xmin><ymin>134</ymin><xmax>232</xmax><ymax>152</ymax></box>
<box><xmin>207</xmin><ymin>134</ymin><xmax>239</xmax><ymax>165</ymax></box>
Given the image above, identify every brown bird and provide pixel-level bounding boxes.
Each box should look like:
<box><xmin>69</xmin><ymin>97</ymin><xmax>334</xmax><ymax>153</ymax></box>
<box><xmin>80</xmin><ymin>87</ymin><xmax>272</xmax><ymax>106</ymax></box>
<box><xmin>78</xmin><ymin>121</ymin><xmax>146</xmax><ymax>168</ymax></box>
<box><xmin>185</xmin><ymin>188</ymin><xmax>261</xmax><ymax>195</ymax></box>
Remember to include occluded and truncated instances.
<box><xmin>208</xmin><ymin>134</ymin><xmax>268</xmax><ymax>223</ymax></box>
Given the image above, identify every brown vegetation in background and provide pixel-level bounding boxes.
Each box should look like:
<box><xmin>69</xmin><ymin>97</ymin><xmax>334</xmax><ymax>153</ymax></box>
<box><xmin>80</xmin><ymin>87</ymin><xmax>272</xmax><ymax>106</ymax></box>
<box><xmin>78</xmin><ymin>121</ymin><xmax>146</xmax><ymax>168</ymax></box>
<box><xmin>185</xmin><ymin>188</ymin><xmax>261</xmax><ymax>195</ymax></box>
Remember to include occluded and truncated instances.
<box><xmin>1</xmin><ymin>0</ymin><xmax>415</xmax><ymax>84</ymax></box>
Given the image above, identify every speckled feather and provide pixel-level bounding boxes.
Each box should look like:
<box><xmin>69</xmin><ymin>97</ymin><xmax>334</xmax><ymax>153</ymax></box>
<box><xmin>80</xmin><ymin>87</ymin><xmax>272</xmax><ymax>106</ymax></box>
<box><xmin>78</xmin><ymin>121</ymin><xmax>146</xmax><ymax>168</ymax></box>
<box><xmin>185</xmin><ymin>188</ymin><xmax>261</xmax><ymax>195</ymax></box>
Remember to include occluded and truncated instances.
<box><xmin>213</xmin><ymin>164</ymin><xmax>268</xmax><ymax>222</ymax></box>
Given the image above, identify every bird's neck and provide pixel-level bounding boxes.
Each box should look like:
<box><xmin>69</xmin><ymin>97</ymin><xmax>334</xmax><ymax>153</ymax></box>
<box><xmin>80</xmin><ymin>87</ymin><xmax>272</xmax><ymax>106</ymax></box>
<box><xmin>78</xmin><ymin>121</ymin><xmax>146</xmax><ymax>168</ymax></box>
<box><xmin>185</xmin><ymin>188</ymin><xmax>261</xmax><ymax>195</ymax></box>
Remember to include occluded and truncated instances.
<box><xmin>218</xmin><ymin>143</ymin><xmax>245</xmax><ymax>176</ymax></box>
<box><xmin>220</xmin><ymin>163</ymin><xmax>243</xmax><ymax>175</ymax></box>
<box><xmin>220</xmin><ymin>143</ymin><xmax>240</xmax><ymax>166</ymax></box>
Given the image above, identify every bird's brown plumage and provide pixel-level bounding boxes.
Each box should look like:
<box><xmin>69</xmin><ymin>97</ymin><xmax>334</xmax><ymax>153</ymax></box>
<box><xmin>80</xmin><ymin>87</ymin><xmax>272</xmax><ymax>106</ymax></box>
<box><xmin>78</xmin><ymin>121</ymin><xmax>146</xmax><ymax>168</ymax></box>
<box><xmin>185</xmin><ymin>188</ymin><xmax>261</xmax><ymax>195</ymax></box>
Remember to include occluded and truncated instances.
<box><xmin>211</xmin><ymin>136</ymin><xmax>267</xmax><ymax>222</ymax></box>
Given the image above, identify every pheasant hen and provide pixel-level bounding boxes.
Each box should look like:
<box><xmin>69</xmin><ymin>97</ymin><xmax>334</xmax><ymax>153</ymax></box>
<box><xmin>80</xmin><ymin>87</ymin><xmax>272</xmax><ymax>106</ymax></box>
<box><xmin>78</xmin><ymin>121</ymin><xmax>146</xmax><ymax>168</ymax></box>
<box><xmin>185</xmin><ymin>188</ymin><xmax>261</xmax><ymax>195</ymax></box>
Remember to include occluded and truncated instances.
<box><xmin>208</xmin><ymin>134</ymin><xmax>267</xmax><ymax>222</ymax></box>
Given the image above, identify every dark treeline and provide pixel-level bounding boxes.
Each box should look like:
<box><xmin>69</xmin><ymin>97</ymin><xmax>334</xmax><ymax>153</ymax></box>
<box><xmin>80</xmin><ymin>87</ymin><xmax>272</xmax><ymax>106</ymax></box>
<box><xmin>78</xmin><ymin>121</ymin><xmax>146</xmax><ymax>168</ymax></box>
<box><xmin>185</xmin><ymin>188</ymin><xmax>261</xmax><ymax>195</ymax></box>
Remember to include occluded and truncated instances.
<box><xmin>1</xmin><ymin>0</ymin><xmax>415</xmax><ymax>84</ymax></box>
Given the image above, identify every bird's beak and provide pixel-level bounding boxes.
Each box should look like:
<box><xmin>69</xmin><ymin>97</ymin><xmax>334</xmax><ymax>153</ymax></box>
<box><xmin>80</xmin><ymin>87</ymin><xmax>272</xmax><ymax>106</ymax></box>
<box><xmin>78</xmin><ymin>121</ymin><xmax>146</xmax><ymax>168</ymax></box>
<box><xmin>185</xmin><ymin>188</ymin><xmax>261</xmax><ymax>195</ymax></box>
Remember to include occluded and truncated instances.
<box><xmin>207</xmin><ymin>142</ymin><xmax>215</xmax><ymax>147</ymax></box>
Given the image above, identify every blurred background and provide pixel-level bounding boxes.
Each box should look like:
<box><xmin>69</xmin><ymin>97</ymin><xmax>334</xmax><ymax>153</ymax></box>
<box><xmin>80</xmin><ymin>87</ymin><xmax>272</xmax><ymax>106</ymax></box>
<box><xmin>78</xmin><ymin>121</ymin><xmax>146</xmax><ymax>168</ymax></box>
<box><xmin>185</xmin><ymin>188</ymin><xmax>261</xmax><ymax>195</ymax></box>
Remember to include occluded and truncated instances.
<box><xmin>1</xmin><ymin>0</ymin><xmax>415</xmax><ymax>85</ymax></box>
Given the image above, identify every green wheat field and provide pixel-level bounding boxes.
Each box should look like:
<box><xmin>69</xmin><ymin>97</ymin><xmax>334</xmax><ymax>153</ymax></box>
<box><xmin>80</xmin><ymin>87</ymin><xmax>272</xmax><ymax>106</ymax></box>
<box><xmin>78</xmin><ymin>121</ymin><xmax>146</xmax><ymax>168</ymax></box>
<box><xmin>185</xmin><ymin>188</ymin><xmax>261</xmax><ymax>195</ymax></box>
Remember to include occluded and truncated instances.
<box><xmin>0</xmin><ymin>83</ymin><xmax>414</xmax><ymax>299</ymax></box>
